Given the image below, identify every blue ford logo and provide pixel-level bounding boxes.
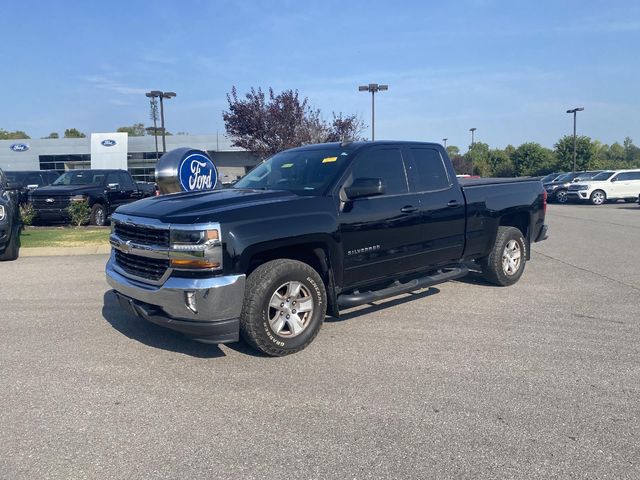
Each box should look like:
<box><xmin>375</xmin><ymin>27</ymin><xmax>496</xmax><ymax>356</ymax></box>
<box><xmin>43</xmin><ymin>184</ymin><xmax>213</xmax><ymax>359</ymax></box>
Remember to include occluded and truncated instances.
<box><xmin>101</xmin><ymin>139</ymin><xmax>117</xmax><ymax>147</ymax></box>
<box><xmin>178</xmin><ymin>152</ymin><xmax>218</xmax><ymax>191</ymax></box>
<box><xmin>10</xmin><ymin>143</ymin><xmax>29</xmax><ymax>152</ymax></box>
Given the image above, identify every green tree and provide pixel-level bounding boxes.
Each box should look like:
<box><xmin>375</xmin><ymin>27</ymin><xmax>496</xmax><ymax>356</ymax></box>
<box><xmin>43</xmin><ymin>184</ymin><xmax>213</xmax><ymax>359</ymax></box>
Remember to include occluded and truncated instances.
<box><xmin>44</xmin><ymin>132</ymin><xmax>59</xmax><ymax>139</ymax></box>
<box><xmin>553</xmin><ymin>135</ymin><xmax>595</xmax><ymax>171</ymax></box>
<box><xmin>511</xmin><ymin>142</ymin><xmax>555</xmax><ymax>176</ymax></box>
<box><xmin>623</xmin><ymin>137</ymin><xmax>640</xmax><ymax>166</ymax></box>
<box><xmin>488</xmin><ymin>149</ymin><xmax>515</xmax><ymax>177</ymax></box>
<box><xmin>465</xmin><ymin>142</ymin><xmax>491</xmax><ymax>176</ymax></box>
<box><xmin>0</xmin><ymin>129</ymin><xmax>30</xmax><ymax>139</ymax></box>
<box><xmin>117</xmin><ymin>123</ymin><xmax>146</xmax><ymax>136</ymax></box>
<box><xmin>64</xmin><ymin>128</ymin><xmax>86</xmax><ymax>138</ymax></box>
<box><xmin>446</xmin><ymin>145</ymin><xmax>460</xmax><ymax>158</ymax></box>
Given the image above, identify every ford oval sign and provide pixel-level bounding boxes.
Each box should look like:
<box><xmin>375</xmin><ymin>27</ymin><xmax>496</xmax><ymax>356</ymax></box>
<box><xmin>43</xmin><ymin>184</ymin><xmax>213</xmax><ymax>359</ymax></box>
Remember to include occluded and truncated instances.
<box><xmin>178</xmin><ymin>152</ymin><xmax>218</xmax><ymax>192</ymax></box>
<box><xmin>101</xmin><ymin>139</ymin><xmax>117</xmax><ymax>147</ymax></box>
<box><xmin>10</xmin><ymin>143</ymin><xmax>29</xmax><ymax>152</ymax></box>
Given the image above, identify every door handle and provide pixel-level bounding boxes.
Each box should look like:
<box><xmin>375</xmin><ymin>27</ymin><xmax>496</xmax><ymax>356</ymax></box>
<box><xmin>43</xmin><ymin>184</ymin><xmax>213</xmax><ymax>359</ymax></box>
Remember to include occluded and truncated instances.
<box><xmin>447</xmin><ymin>200</ymin><xmax>462</xmax><ymax>208</ymax></box>
<box><xmin>400</xmin><ymin>205</ymin><xmax>418</xmax><ymax>213</ymax></box>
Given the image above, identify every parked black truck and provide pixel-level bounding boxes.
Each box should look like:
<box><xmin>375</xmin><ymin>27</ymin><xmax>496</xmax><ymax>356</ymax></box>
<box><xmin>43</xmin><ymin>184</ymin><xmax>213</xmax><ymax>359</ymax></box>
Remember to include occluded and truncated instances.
<box><xmin>106</xmin><ymin>141</ymin><xmax>548</xmax><ymax>356</ymax></box>
<box><xmin>0</xmin><ymin>168</ymin><xmax>21</xmax><ymax>261</ymax></box>
<box><xmin>29</xmin><ymin>169</ymin><xmax>153</xmax><ymax>226</ymax></box>
<box><xmin>5</xmin><ymin>170</ymin><xmax>60</xmax><ymax>204</ymax></box>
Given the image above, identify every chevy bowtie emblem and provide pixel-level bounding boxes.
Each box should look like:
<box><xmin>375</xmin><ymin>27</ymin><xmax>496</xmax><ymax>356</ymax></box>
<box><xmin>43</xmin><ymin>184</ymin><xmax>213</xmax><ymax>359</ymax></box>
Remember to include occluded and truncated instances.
<box><xmin>45</xmin><ymin>198</ymin><xmax>55</xmax><ymax>203</ymax></box>
<box><xmin>121</xmin><ymin>240</ymin><xmax>132</xmax><ymax>254</ymax></box>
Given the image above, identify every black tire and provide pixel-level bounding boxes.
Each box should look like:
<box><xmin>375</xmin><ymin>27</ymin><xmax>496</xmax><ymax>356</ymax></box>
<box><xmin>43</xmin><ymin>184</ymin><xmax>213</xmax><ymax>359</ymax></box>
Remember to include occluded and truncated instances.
<box><xmin>590</xmin><ymin>190</ymin><xmax>606</xmax><ymax>205</ymax></box>
<box><xmin>479</xmin><ymin>226</ymin><xmax>526</xmax><ymax>286</ymax></box>
<box><xmin>0</xmin><ymin>226</ymin><xmax>20</xmax><ymax>261</ymax></box>
<box><xmin>555</xmin><ymin>189</ymin><xmax>568</xmax><ymax>204</ymax></box>
<box><xmin>240</xmin><ymin>259</ymin><xmax>327</xmax><ymax>356</ymax></box>
<box><xmin>90</xmin><ymin>203</ymin><xmax>107</xmax><ymax>226</ymax></box>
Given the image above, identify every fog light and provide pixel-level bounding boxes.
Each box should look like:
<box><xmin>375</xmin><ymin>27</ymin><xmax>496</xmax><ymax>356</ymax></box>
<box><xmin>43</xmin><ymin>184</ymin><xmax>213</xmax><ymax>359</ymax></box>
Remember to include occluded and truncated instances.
<box><xmin>185</xmin><ymin>291</ymin><xmax>198</xmax><ymax>314</ymax></box>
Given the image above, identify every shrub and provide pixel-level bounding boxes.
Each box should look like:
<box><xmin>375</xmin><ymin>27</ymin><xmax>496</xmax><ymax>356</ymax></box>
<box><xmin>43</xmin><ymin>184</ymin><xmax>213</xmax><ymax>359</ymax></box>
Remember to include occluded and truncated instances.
<box><xmin>19</xmin><ymin>202</ymin><xmax>36</xmax><ymax>226</ymax></box>
<box><xmin>66</xmin><ymin>200</ymin><xmax>91</xmax><ymax>226</ymax></box>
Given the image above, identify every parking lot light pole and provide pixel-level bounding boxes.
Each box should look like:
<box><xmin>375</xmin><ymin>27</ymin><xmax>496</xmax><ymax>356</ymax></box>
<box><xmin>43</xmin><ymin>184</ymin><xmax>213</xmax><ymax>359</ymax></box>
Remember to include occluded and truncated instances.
<box><xmin>566</xmin><ymin>107</ymin><xmax>584</xmax><ymax>172</ymax></box>
<box><xmin>358</xmin><ymin>83</ymin><xmax>388</xmax><ymax>141</ymax></box>
<box><xmin>159</xmin><ymin>92</ymin><xmax>176</xmax><ymax>153</ymax></box>
<box><xmin>442</xmin><ymin>138</ymin><xmax>448</xmax><ymax>148</ymax></box>
<box><xmin>469</xmin><ymin>128</ymin><xmax>477</xmax><ymax>175</ymax></box>
<box><xmin>145</xmin><ymin>91</ymin><xmax>161</xmax><ymax>161</ymax></box>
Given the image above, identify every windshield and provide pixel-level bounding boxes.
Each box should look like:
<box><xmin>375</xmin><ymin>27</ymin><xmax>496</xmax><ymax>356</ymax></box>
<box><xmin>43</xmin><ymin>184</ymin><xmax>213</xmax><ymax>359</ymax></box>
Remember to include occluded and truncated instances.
<box><xmin>555</xmin><ymin>173</ymin><xmax>577</xmax><ymax>182</ymax></box>
<box><xmin>591</xmin><ymin>171</ymin><xmax>614</xmax><ymax>181</ymax></box>
<box><xmin>233</xmin><ymin>147</ymin><xmax>350</xmax><ymax>195</ymax></box>
<box><xmin>5</xmin><ymin>172</ymin><xmax>28</xmax><ymax>183</ymax></box>
<box><xmin>53</xmin><ymin>171</ymin><xmax>106</xmax><ymax>186</ymax></box>
<box><xmin>541</xmin><ymin>173</ymin><xmax>561</xmax><ymax>183</ymax></box>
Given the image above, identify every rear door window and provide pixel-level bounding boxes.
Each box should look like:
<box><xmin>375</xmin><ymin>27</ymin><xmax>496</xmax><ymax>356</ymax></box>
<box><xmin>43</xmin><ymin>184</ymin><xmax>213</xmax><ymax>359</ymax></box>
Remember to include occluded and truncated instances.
<box><xmin>408</xmin><ymin>148</ymin><xmax>451</xmax><ymax>191</ymax></box>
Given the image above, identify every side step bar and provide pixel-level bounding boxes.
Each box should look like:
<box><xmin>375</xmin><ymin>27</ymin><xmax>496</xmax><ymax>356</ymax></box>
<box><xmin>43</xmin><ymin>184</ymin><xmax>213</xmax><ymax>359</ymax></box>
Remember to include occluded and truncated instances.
<box><xmin>337</xmin><ymin>265</ymin><xmax>469</xmax><ymax>309</ymax></box>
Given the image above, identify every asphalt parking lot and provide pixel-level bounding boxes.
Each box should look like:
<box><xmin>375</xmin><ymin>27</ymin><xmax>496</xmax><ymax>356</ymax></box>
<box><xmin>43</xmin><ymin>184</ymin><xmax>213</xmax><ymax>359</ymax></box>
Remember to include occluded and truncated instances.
<box><xmin>1</xmin><ymin>202</ymin><xmax>639</xmax><ymax>479</ymax></box>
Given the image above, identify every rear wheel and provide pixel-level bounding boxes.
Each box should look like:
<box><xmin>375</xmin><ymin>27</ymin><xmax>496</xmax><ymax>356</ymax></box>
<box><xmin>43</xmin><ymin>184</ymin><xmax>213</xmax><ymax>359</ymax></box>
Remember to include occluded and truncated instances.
<box><xmin>479</xmin><ymin>226</ymin><xmax>526</xmax><ymax>286</ymax></box>
<box><xmin>240</xmin><ymin>259</ymin><xmax>327</xmax><ymax>356</ymax></box>
<box><xmin>590</xmin><ymin>190</ymin><xmax>606</xmax><ymax>205</ymax></box>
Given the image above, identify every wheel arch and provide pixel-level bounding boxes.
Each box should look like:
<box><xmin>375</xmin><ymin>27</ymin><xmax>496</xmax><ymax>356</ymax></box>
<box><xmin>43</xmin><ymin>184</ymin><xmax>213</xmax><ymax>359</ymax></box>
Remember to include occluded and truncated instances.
<box><xmin>243</xmin><ymin>241</ymin><xmax>339</xmax><ymax>317</ymax></box>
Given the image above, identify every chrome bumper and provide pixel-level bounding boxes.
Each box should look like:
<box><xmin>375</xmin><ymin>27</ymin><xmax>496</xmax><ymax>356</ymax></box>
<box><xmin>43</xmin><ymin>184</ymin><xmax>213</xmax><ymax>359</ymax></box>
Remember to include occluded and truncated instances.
<box><xmin>106</xmin><ymin>254</ymin><xmax>245</xmax><ymax>323</ymax></box>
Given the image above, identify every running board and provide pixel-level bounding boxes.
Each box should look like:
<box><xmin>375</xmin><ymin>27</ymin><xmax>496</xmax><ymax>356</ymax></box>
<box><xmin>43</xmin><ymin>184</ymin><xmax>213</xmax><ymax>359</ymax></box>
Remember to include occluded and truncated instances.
<box><xmin>337</xmin><ymin>265</ymin><xmax>469</xmax><ymax>309</ymax></box>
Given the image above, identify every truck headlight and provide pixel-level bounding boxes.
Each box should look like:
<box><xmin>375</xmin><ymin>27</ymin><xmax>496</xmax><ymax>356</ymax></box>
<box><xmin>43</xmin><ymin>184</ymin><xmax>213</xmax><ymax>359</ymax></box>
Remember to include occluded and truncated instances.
<box><xmin>169</xmin><ymin>226</ymin><xmax>222</xmax><ymax>270</ymax></box>
<box><xmin>0</xmin><ymin>205</ymin><xmax>5</xmax><ymax>222</ymax></box>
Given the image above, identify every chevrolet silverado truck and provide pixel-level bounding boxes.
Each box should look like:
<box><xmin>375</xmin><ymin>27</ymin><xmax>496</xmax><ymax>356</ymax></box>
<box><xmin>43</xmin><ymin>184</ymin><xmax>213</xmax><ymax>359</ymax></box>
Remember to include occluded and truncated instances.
<box><xmin>106</xmin><ymin>141</ymin><xmax>548</xmax><ymax>356</ymax></box>
<box><xmin>0</xmin><ymin>168</ymin><xmax>21</xmax><ymax>261</ymax></box>
<box><xmin>29</xmin><ymin>169</ymin><xmax>150</xmax><ymax>225</ymax></box>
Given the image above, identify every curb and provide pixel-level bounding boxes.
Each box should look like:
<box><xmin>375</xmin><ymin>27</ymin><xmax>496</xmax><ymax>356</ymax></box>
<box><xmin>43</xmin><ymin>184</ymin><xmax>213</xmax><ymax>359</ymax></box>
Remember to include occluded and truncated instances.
<box><xmin>21</xmin><ymin>245</ymin><xmax>111</xmax><ymax>257</ymax></box>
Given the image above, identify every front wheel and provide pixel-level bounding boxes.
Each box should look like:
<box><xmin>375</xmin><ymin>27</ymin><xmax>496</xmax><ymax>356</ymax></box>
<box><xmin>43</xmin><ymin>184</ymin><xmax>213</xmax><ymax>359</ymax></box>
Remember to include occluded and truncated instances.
<box><xmin>0</xmin><ymin>226</ymin><xmax>20</xmax><ymax>261</ymax></box>
<box><xmin>479</xmin><ymin>226</ymin><xmax>526</xmax><ymax>286</ymax></box>
<box><xmin>90</xmin><ymin>204</ymin><xmax>107</xmax><ymax>226</ymax></box>
<box><xmin>555</xmin><ymin>189</ymin><xmax>568</xmax><ymax>203</ymax></box>
<box><xmin>240</xmin><ymin>259</ymin><xmax>327</xmax><ymax>356</ymax></box>
<box><xmin>590</xmin><ymin>190</ymin><xmax>606</xmax><ymax>205</ymax></box>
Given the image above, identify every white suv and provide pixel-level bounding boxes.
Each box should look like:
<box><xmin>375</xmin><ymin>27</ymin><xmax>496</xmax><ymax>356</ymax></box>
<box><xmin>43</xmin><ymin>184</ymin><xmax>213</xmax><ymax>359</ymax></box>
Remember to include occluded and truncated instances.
<box><xmin>567</xmin><ymin>169</ymin><xmax>640</xmax><ymax>205</ymax></box>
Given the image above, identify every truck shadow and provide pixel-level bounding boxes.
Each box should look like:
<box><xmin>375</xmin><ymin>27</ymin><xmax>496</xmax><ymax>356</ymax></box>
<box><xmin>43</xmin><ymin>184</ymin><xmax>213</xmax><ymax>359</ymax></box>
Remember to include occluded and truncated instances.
<box><xmin>101</xmin><ymin>291</ymin><xmax>226</xmax><ymax>358</ymax></box>
<box><xmin>329</xmin><ymin>287</ymin><xmax>441</xmax><ymax>322</ymax></box>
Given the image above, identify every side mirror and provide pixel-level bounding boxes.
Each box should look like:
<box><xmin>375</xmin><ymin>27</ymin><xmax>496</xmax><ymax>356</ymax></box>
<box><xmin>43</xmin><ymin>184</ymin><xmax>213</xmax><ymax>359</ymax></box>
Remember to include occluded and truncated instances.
<box><xmin>345</xmin><ymin>177</ymin><xmax>385</xmax><ymax>200</ymax></box>
<box><xmin>107</xmin><ymin>183</ymin><xmax>120</xmax><ymax>190</ymax></box>
<box><xmin>610</xmin><ymin>177</ymin><xmax>617</xmax><ymax>182</ymax></box>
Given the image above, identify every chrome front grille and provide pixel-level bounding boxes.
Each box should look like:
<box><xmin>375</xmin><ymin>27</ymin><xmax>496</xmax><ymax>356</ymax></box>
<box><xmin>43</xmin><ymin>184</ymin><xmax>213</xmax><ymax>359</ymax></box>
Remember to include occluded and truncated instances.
<box><xmin>114</xmin><ymin>250</ymin><xmax>169</xmax><ymax>282</ymax></box>
<box><xmin>114</xmin><ymin>222</ymin><xmax>170</xmax><ymax>247</ymax></box>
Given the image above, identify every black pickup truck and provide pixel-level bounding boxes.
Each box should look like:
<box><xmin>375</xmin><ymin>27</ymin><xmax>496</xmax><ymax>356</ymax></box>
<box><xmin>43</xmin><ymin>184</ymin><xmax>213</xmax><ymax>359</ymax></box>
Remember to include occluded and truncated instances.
<box><xmin>106</xmin><ymin>141</ymin><xmax>548</xmax><ymax>356</ymax></box>
<box><xmin>0</xmin><ymin>168</ymin><xmax>21</xmax><ymax>261</ymax></box>
<box><xmin>29</xmin><ymin>169</ymin><xmax>153</xmax><ymax>226</ymax></box>
<box><xmin>5</xmin><ymin>170</ymin><xmax>60</xmax><ymax>204</ymax></box>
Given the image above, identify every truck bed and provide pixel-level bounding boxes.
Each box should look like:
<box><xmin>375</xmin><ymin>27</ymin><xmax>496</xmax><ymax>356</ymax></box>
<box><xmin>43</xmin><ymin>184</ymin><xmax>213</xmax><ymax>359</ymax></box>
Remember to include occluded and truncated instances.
<box><xmin>459</xmin><ymin>177</ymin><xmax>541</xmax><ymax>187</ymax></box>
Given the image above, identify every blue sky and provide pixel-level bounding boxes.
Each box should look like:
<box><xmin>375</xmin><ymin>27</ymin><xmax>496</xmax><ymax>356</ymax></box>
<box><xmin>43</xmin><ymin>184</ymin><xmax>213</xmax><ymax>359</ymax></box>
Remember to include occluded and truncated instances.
<box><xmin>1</xmin><ymin>0</ymin><xmax>639</xmax><ymax>150</ymax></box>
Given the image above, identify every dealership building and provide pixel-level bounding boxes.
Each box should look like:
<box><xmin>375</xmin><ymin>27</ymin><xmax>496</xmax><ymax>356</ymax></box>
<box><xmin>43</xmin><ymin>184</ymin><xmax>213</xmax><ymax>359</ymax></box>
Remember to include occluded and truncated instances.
<box><xmin>0</xmin><ymin>133</ymin><xmax>258</xmax><ymax>183</ymax></box>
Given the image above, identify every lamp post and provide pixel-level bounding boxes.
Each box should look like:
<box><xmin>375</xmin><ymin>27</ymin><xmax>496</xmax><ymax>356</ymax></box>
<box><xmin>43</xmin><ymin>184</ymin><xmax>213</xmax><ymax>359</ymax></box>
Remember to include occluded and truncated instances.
<box><xmin>145</xmin><ymin>92</ymin><xmax>160</xmax><ymax>161</ymax></box>
<box><xmin>566</xmin><ymin>107</ymin><xmax>584</xmax><ymax>172</ymax></box>
<box><xmin>442</xmin><ymin>138</ymin><xmax>448</xmax><ymax>148</ymax></box>
<box><xmin>358</xmin><ymin>83</ymin><xmax>388</xmax><ymax>141</ymax></box>
<box><xmin>145</xmin><ymin>90</ymin><xmax>176</xmax><ymax>154</ymax></box>
<box><xmin>469</xmin><ymin>128</ymin><xmax>477</xmax><ymax>175</ymax></box>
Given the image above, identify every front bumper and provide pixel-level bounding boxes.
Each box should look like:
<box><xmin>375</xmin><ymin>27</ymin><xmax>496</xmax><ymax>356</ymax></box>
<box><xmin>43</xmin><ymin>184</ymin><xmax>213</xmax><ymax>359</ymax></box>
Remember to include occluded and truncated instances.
<box><xmin>106</xmin><ymin>255</ymin><xmax>245</xmax><ymax>343</ymax></box>
<box><xmin>566</xmin><ymin>191</ymin><xmax>589</xmax><ymax>201</ymax></box>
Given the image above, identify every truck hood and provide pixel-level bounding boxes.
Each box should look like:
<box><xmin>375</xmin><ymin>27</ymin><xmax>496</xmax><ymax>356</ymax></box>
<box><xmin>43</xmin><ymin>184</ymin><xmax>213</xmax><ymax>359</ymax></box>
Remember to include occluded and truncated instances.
<box><xmin>31</xmin><ymin>185</ymin><xmax>102</xmax><ymax>196</ymax></box>
<box><xmin>115</xmin><ymin>188</ymin><xmax>300</xmax><ymax>224</ymax></box>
